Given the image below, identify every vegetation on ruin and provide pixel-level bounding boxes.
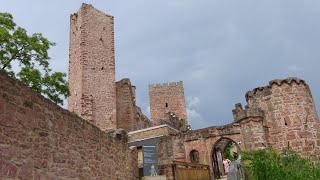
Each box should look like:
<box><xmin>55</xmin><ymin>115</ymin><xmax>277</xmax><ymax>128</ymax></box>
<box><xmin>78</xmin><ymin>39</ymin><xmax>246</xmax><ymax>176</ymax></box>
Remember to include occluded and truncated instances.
<box><xmin>0</xmin><ymin>12</ymin><xmax>69</xmax><ymax>105</ymax></box>
<box><xmin>224</xmin><ymin>143</ymin><xmax>235</xmax><ymax>161</ymax></box>
<box><xmin>242</xmin><ymin>148</ymin><xmax>320</xmax><ymax>180</ymax></box>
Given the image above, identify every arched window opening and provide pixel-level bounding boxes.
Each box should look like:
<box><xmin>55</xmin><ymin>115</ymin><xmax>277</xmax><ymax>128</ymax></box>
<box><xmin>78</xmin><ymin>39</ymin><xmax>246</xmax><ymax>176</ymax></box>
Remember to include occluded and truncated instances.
<box><xmin>190</xmin><ymin>150</ymin><xmax>200</xmax><ymax>163</ymax></box>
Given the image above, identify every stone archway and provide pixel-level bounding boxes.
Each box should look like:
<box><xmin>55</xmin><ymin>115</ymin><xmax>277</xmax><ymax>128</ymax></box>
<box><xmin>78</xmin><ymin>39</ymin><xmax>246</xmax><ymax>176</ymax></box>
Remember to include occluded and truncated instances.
<box><xmin>211</xmin><ymin>137</ymin><xmax>240</xmax><ymax>178</ymax></box>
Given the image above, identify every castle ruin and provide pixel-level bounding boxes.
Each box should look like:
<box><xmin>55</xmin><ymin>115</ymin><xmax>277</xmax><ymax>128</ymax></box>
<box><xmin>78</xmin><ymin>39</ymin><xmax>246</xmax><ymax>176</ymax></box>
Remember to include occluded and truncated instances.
<box><xmin>0</xmin><ymin>3</ymin><xmax>319</xmax><ymax>180</ymax></box>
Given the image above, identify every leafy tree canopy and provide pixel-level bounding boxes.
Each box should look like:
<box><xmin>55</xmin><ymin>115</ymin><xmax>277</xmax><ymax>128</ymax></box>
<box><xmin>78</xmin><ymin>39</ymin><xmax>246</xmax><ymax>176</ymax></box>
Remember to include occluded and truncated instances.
<box><xmin>0</xmin><ymin>12</ymin><xmax>70</xmax><ymax>105</ymax></box>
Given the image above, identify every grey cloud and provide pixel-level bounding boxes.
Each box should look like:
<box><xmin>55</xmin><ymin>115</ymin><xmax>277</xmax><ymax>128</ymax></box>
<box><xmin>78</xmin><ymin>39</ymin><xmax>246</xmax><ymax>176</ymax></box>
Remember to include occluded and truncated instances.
<box><xmin>1</xmin><ymin>0</ymin><xmax>319</xmax><ymax>129</ymax></box>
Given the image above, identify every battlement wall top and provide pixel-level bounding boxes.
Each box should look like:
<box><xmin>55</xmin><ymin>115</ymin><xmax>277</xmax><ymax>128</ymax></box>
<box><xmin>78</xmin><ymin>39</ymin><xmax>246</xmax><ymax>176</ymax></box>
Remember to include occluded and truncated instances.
<box><xmin>245</xmin><ymin>77</ymin><xmax>307</xmax><ymax>100</ymax></box>
<box><xmin>149</xmin><ymin>81</ymin><xmax>183</xmax><ymax>89</ymax></box>
<box><xmin>232</xmin><ymin>103</ymin><xmax>264</xmax><ymax>121</ymax></box>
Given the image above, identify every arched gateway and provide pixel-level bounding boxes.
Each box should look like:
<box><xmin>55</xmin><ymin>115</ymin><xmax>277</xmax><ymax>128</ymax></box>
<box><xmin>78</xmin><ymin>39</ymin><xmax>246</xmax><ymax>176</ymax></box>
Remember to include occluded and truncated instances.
<box><xmin>212</xmin><ymin>137</ymin><xmax>240</xmax><ymax>178</ymax></box>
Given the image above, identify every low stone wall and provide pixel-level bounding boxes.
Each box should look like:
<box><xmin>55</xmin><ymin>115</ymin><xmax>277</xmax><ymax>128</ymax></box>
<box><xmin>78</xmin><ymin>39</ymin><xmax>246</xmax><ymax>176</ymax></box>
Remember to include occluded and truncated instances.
<box><xmin>0</xmin><ymin>72</ymin><xmax>138</xmax><ymax>179</ymax></box>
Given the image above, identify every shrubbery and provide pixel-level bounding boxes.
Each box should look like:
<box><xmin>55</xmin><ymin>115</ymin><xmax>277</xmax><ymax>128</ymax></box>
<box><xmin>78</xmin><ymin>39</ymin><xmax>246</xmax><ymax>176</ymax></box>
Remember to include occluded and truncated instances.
<box><xmin>242</xmin><ymin>148</ymin><xmax>320</xmax><ymax>180</ymax></box>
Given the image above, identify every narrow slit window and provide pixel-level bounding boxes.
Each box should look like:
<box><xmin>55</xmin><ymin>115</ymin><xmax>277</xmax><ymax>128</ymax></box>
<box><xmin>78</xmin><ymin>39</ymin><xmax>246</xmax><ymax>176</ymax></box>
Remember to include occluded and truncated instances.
<box><xmin>165</xmin><ymin>103</ymin><xmax>168</xmax><ymax>107</ymax></box>
<box><xmin>284</xmin><ymin>118</ymin><xmax>288</xmax><ymax>126</ymax></box>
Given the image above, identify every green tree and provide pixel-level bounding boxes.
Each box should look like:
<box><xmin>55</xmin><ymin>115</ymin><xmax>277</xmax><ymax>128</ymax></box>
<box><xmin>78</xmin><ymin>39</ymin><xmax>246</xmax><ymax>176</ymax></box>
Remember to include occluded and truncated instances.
<box><xmin>0</xmin><ymin>12</ymin><xmax>69</xmax><ymax>105</ymax></box>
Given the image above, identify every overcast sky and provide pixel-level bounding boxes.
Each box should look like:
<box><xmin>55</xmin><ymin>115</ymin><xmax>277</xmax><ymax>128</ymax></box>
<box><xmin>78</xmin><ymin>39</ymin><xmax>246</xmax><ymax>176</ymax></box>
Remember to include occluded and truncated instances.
<box><xmin>1</xmin><ymin>0</ymin><xmax>319</xmax><ymax>129</ymax></box>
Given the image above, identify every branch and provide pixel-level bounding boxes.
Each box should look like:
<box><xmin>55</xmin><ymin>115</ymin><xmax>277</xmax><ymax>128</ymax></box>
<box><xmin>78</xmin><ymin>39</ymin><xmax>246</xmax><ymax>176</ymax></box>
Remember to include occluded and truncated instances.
<box><xmin>1</xmin><ymin>45</ymin><xmax>25</xmax><ymax>70</ymax></box>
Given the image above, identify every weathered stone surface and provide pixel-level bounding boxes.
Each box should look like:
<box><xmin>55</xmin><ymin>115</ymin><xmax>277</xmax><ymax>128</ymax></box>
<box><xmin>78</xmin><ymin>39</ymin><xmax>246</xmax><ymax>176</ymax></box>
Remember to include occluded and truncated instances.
<box><xmin>68</xmin><ymin>3</ymin><xmax>116</xmax><ymax>131</ymax></box>
<box><xmin>116</xmin><ymin>79</ymin><xmax>152</xmax><ymax>132</ymax></box>
<box><xmin>244</xmin><ymin>77</ymin><xmax>320</xmax><ymax>158</ymax></box>
<box><xmin>149</xmin><ymin>81</ymin><xmax>188</xmax><ymax>126</ymax></box>
<box><xmin>0</xmin><ymin>71</ymin><xmax>138</xmax><ymax>179</ymax></box>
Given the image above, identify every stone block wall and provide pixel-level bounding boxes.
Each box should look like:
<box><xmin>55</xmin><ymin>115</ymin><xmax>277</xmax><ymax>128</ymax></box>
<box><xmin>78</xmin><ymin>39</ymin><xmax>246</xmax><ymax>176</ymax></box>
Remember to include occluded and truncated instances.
<box><xmin>183</xmin><ymin>124</ymin><xmax>242</xmax><ymax>178</ymax></box>
<box><xmin>0</xmin><ymin>72</ymin><xmax>138</xmax><ymax>179</ymax></box>
<box><xmin>135</xmin><ymin>106</ymin><xmax>152</xmax><ymax>130</ymax></box>
<box><xmin>232</xmin><ymin>103</ymin><xmax>268</xmax><ymax>150</ymax></box>
<box><xmin>149</xmin><ymin>82</ymin><xmax>187</xmax><ymax>126</ymax></box>
<box><xmin>116</xmin><ymin>79</ymin><xmax>136</xmax><ymax>132</ymax></box>
<box><xmin>239</xmin><ymin>117</ymin><xmax>267</xmax><ymax>150</ymax></box>
<box><xmin>245</xmin><ymin>77</ymin><xmax>320</xmax><ymax>159</ymax></box>
<box><xmin>68</xmin><ymin>3</ymin><xmax>116</xmax><ymax>131</ymax></box>
<box><xmin>116</xmin><ymin>79</ymin><xmax>151</xmax><ymax>132</ymax></box>
<box><xmin>157</xmin><ymin>135</ymin><xmax>186</xmax><ymax>180</ymax></box>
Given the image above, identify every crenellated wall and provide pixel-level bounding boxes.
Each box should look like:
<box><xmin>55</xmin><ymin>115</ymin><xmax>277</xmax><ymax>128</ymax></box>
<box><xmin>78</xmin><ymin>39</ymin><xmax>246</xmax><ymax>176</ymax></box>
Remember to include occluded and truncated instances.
<box><xmin>149</xmin><ymin>81</ymin><xmax>188</xmax><ymax>126</ymax></box>
<box><xmin>244</xmin><ymin>77</ymin><xmax>320</xmax><ymax>158</ymax></box>
<box><xmin>232</xmin><ymin>103</ymin><xmax>267</xmax><ymax>150</ymax></box>
<box><xmin>156</xmin><ymin>77</ymin><xmax>320</xmax><ymax>179</ymax></box>
<box><xmin>0</xmin><ymin>72</ymin><xmax>138</xmax><ymax>179</ymax></box>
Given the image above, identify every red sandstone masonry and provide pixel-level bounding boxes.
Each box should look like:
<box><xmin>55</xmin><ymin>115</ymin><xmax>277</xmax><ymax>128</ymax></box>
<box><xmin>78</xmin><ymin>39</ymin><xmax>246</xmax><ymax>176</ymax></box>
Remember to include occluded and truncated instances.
<box><xmin>245</xmin><ymin>77</ymin><xmax>320</xmax><ymax>159</ymax></box>
<box><xmin>116</xmin><ymin>79</ymin><xmax>136</xmax><ymax>132</ymax></box>
<box><xmin>68</xmin><ymin>3</ymin><xmax>116</xmax><ymax>131</ymax></box>
<box><xmin>116</xmin><ymin>79</ymin><xmax>151</xmax><ymax>132</ymax></box>
<box><xmin>157</xmin><ymin>135</ymin><xmax>186</xmax><ymax>180</ymax></box>
<box><xmin>0</xmin><ymin>72</ymin><xmax>138</xmax><ymax>179</ymax></box>
<box><xmin>149</xmin><ymin>81</ymin><xmax>188</xmax><ymax>126</ymax></box>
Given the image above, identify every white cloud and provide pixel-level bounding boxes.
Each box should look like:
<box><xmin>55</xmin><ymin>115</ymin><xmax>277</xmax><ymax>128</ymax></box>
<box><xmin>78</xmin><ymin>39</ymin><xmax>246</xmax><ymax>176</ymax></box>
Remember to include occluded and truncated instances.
<box><xmin>187</xmin><ymin>96</ymin><xmax>200</xmax><ymax>110</ymax></box>
<box><xmin>186</xmin><ymin>96</ymin><xmax>208</xmax><ymax>129</ymax></box>
<box><xmin>144</xmin><ymin>105</ymin><xmax>151</xmax><ymax>119</ymax></box>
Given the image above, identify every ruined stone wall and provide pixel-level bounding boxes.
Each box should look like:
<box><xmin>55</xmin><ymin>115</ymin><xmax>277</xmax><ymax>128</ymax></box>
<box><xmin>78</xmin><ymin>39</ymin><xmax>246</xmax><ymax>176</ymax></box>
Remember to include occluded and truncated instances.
<box><xmin>0</xmin><ymin>72</ymin><xmax>138</xmax><ymax>179</ymax></box>
<box><xmin>116</xmin><ymin>79</ymin><xmax>136</xmax><ymax>132</ymax></box>
<box><xmin>183</xmin><ymin>124</ymin><xmax>242</xmax><ymax>177</ymax></box>
<box><xmin>68</xmin><ymin>3</ymin><xmax>116</xmax><ymax>131</ymax></box>
<box><xmin>135</xmin><ymin>106</ymin><xmax>152</xmax><ymax>130</ymax></box>
<box><xmin>239</xmin><ymin>117</ymin><xmax>267</xmax><ymax>150</ymax></box>
<box><xmin>245</xmin><ymin>77</ymin><xmax>320</xmax><ymax>158</ymax></box>
<box><xmin>157</xmin><ymin>135</ymin><xmax>186</xmax><ymax>180</ymax></box>
<box><xmin>149</xmin><ymin>81</ymin><xmax>187</xmax><ymax>126</ymax></box>
<box><xmin>232</xmin><ymin>103</ymin><xmax>268</xmax><ymax>150</ymax></box>
<box><xmin>116</xmin><ymin>79</ymin><xmax>151</xmax><ymax>132</ymax></box>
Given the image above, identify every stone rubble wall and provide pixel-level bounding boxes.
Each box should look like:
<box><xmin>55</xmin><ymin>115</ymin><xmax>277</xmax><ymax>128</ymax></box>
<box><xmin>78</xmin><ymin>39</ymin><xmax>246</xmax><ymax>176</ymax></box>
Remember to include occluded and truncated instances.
<box><xmin>0</xmin><ymin>72</ymin><xmax>138</xmax><ymax>179</ymax></box>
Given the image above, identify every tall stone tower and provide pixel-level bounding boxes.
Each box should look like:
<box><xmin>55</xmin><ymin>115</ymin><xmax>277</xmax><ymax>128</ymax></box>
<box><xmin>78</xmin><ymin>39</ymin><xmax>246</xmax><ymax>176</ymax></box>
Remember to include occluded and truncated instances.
<box><xmin>68</xmin><ymin>4</ymin><xmax>116</xmax><ymax>130</ymax></box>
<box><xmin>149</xmin><ymin>81</ymin><xmax>188</xmax><ymax>126</ymax></box>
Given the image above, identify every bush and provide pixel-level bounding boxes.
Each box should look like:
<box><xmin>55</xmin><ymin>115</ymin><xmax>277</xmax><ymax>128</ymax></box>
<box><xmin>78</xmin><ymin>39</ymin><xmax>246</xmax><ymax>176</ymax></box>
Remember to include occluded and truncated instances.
<box><xmin>242</xmin><ymin>148</ymin><xmax>320</xmax><ymax>180</ymax></box>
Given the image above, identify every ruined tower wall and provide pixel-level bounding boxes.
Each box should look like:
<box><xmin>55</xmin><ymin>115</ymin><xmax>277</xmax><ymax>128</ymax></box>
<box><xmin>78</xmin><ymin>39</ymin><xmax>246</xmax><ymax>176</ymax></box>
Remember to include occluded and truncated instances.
<box><xmin>116</xmin><ymin>79</ymin><xmax>137</xmax><ymax>132</ymax></box>
<box><xmin>0</xmin><ymin>72</ymin><xmax>138</xmax><ymax>179</ymax></box>
<box><xmin>149</xmin><ymin>81</ymin><xmax>187</xmax><ymax>126</ymax></box>
<box><xmin>245</xmin><ymin>77</ymin><xmax>320</xmax><ymax>158</ymax></box>
<box><xmin>116</xmin><ymin>79</ymin><xmax>151</xmax><ymax>132</ymax></box>
<box><xmin>232</xmin><ymin>104</ymin><xmax>268</xmax><ymax>150</ymax></box>
<box><xmin>68</xmin><ymin>4</ymin><xmax>116</xmax><ymax>130</ymax></box>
